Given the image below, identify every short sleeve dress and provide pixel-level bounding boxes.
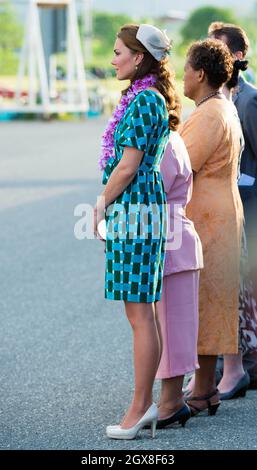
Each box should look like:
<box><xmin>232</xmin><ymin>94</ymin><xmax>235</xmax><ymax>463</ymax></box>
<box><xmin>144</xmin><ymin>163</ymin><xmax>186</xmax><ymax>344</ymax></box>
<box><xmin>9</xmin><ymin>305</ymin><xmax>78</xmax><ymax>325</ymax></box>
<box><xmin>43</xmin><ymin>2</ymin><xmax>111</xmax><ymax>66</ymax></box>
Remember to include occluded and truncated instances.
<box><xmin>102</xmin><ymin>90</ymin><xmax>169</xmax><ymax>303</ymax></box>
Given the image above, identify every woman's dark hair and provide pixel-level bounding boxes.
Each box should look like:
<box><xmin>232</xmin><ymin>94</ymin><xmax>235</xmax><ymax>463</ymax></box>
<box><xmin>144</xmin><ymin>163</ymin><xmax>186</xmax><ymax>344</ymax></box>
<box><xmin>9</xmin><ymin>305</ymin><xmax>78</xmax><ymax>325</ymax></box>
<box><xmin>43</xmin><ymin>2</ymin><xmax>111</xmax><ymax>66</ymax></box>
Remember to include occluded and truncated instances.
<box><xmin>226</xmin><ymin>59</ymin><xmax>248</xmax><ymax>90</ymax></box>
<box><xmin>187</xmin><ymin>38</ymin><xmax>234</xmax><ymax>89</ymax></box>
<box><xmin>117</xmin><ymin>24</ymin><xmax>181</xmax><ymax>131</ymax></box>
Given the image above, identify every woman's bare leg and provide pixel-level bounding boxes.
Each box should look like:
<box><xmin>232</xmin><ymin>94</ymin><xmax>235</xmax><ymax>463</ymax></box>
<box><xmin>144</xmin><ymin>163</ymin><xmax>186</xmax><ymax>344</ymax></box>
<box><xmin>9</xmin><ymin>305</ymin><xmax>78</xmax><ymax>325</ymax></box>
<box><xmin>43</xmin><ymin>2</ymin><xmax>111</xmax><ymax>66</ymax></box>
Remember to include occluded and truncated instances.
<box><xmin>154</xmin><ymin>302</ymin><xmax>163</xmax><ymax>368</ymax></box>
<box><xmin>120</xmin><ymin>301</ymin><xmax>161</xmax><ymax>429</ymax></box>
<box><xmin>193</xmin><ymin>355</ymin><xmax>217</xmax><ymax>396</ymax></box>
<box><xmin>218</xmin><ymin>352</ymin><xmax>245</xmax><ymax>393</ymax></box>
<box><xmin>158</xmin><ymin>376</ymin><xmax>185</xmax><ymax>418</ymax></box>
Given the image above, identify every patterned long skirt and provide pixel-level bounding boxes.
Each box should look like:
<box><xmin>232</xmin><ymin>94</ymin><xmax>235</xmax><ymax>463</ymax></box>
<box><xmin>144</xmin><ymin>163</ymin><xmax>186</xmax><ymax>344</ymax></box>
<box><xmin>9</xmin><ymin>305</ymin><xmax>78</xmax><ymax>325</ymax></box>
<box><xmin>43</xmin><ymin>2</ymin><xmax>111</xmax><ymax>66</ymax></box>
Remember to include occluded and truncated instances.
<box><xmin>239</xmin><ymin>229</ymin><xmax>257</xmax><ymax>354</ymax></box>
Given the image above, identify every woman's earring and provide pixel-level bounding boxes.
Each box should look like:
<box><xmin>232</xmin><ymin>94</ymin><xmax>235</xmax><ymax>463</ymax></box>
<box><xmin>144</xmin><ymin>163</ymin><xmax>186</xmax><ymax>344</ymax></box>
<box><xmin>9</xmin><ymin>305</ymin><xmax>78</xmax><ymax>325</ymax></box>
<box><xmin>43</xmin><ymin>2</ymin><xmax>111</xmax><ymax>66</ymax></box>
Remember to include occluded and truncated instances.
<box><xmin>135</xmin><ymin>65</ymin><xmax>138</xmax><ymax>71</ymax></box>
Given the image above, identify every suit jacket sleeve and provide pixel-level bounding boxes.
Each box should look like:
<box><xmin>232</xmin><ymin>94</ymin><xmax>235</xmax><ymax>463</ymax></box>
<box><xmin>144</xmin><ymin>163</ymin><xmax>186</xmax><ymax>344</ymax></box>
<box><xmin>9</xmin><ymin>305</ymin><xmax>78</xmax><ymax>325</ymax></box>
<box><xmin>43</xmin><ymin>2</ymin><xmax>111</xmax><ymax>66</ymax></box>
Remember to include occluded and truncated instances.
<box><xmin>243</xmin><ymin>94</ymin><xmax>257</xmax><ymax>160</ymax></box>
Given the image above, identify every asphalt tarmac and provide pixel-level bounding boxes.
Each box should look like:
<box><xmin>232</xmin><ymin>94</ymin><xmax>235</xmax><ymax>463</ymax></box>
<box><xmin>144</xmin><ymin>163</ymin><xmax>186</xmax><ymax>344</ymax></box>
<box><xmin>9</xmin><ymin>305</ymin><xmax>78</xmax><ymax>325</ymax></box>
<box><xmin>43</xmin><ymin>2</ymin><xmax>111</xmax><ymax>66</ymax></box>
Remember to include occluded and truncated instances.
<box><xmin>0</xmin><ymin>120</ymin><xmax>256</xmax><ymax>451</ymax></box>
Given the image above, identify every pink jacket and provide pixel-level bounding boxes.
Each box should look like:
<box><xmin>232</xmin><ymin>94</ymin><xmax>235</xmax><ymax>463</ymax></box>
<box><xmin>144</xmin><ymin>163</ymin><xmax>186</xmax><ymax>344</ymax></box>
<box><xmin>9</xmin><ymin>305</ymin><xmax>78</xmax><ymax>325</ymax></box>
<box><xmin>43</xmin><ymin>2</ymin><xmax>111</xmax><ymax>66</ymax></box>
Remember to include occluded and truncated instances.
<box><xmin>161</xmin><ymin>132</ymin><xmax>203</xmax><ymax>275</ymax></box>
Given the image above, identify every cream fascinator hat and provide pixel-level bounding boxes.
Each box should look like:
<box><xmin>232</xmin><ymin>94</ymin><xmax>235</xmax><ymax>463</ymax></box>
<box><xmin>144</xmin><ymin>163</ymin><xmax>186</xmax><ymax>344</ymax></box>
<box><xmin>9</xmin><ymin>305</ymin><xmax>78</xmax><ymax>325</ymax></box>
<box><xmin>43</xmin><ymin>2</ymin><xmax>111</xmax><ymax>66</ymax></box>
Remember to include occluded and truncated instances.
<box><xmin>136</xmin><ymin>24</ymin><xmax>171</xmax><ymax>61</ymax></box>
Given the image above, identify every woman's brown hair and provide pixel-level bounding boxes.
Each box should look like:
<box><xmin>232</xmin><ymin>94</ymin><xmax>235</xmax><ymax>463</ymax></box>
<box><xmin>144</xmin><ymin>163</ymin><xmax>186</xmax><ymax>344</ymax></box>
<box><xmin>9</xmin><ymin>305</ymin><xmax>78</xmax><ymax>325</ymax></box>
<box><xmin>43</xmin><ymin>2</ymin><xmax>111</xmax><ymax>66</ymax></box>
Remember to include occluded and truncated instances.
<box><xmin>117</xmin><ymin>24</ymin><xmax>181</xmax><ymax>131</ymax></box>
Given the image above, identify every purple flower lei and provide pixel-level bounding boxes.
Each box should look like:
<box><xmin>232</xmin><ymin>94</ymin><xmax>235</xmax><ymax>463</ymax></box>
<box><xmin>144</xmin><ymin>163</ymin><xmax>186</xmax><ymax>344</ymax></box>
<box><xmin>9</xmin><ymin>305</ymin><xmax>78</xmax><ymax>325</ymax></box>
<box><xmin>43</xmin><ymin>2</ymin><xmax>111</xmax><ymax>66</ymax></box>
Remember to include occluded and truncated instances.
<box><xmin>99</xmin><ymin>74</ymin><xmax>157</xmax><ymax>171</ymax></box>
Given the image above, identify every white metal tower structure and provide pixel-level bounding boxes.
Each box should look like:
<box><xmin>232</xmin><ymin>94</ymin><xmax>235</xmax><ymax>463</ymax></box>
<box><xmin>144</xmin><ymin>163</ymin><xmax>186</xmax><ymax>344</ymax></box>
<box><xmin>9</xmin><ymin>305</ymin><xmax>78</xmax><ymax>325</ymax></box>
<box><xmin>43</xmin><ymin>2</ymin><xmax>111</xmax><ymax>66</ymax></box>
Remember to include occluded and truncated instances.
<box><xmin>15</xmin><ymin>0</ymin><xmax>89</xmax><ymax>113</ymax></box>
<box><xmin>83</xmin><ymin>0</ymin><xmax>92</xmax><ymax>64</ymax></box>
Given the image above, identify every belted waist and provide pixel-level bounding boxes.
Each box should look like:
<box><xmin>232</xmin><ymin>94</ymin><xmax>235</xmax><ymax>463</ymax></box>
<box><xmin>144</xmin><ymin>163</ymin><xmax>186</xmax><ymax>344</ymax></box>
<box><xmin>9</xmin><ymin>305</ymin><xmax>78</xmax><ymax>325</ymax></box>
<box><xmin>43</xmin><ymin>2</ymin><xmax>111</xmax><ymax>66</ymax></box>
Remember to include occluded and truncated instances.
<box><xmin>138</xmin><ymin>163</ymin><xmax>160</xmax><ymax>173</ymax></box>
<box><xmin>102</xmin><ymin>157</ymin><xmax>161</xmax><ymax>185</ymax></box>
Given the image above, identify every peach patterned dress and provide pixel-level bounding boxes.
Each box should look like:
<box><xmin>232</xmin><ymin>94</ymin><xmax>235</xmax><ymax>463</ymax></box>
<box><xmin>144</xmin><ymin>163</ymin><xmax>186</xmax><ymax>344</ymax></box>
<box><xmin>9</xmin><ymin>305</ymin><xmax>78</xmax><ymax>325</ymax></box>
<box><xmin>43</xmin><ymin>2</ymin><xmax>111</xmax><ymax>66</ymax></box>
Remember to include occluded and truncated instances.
<box><xmin>179</xmin><ymin>97</ymin><xmax>244</xmax><ymax>355</ymax></box>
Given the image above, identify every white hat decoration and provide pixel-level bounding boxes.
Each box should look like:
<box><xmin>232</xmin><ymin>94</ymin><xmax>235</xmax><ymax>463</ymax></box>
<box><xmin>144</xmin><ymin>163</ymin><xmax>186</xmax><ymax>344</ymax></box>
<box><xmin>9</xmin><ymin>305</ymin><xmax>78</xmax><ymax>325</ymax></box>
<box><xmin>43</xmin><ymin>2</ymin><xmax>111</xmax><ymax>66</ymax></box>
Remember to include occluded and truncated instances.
<box><xmin>136</xmin><ymin>24</ymin><xmax>171</xmax><ymax>61</ymax></box>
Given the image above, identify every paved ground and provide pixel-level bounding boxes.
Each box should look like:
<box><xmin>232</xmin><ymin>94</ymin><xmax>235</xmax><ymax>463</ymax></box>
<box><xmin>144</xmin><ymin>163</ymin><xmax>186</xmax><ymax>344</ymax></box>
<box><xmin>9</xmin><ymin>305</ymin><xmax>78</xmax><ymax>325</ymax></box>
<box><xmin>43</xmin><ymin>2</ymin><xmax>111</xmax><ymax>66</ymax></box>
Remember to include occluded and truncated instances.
<box><xmin>0</xmin><ymin>119</ymin><xmax>256</xmax><ymax>451</ymax></box>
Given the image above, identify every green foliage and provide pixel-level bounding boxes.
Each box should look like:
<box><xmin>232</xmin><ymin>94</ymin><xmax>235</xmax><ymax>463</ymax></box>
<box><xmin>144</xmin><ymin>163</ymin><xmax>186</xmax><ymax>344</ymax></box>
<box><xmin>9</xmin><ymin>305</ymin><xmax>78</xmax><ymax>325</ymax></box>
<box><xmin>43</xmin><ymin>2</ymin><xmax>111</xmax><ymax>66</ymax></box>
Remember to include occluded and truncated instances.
<box><xmin>242</xmin><ymin>17</ymin><xmax>257</xmax><ymax>51</ymax></box>
<box><xmin>93</xmin><ymin>12</ymin><xmax>133</xmax><ymax>53</ymax></box>
<box><xmin>0</xmin><ymin>1</ymin><xmax>23</xmax><ymax>74</ymax></box>
<box><xmin>0</xmin><ymin>49</ymin><xmax>19</xmax><ymax>75</ymax></box>
<box><xmin>0</xmin><ymin>1</ymin><xmax>22</xmax><ymax>48</ymax></box>
<box><xmin>76</xmin><ymin>11</ymin><xmax>134</xmax><ymax>69</ymax></box>
<box><xmin>241</xmin><ymin>1</ymin><xmax>257</xmax><ymax>51</ymax></box>
<box><xmin>81</xmin><ymin>11</ymin><xmax>137</xmax><ymax>69</ymax></box>
<box><xmin>241</xmin><ymin>18</ymin><xmax>257</xmax><ymax>77</ymax></box>
<box><xmin>181</xmin><ymin>6</ymin><xmax>238</xmax><ymax>44</ymax></box>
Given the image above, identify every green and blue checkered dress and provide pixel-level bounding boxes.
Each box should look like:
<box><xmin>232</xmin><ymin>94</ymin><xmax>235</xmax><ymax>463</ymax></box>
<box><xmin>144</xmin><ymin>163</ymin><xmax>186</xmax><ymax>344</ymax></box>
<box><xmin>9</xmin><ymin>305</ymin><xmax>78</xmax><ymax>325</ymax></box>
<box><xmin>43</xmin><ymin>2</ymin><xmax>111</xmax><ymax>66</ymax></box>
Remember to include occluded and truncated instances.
<box><xmin>102</xmin><ymin>90</ymin><xmax>169</xmax><ymax>303</ymax></box>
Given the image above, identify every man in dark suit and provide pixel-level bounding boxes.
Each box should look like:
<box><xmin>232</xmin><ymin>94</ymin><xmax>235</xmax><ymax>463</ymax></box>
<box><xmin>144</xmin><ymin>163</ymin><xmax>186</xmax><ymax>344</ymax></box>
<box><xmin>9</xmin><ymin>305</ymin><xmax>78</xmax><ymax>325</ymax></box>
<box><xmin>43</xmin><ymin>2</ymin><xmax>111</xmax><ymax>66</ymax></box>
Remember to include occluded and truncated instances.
<box><xmin>209</xmin><ymin>22</ymin><xmax>257</xmax><ymax>390</ymax></box>
<box><xmin>235</xmin><ymin>76</ymin><xmax>257</xmax><ymax>295</ymax></box>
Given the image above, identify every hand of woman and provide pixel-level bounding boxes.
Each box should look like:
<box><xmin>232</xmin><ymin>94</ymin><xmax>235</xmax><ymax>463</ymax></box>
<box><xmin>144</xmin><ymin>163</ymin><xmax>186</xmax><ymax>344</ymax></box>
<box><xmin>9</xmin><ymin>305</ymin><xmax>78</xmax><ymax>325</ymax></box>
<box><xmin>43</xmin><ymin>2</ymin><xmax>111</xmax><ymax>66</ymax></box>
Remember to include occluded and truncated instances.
<box><xmin>94</xmin><ymin>204</ymin><xmax>105</xmax><ymax>241</ymax></box>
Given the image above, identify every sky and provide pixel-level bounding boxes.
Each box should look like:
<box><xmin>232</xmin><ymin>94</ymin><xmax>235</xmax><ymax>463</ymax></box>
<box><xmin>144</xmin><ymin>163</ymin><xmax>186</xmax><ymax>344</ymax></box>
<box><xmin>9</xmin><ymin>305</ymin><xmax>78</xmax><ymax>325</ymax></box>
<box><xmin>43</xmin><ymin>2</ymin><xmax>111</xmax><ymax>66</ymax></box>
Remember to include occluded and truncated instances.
<box><xmin>10</xmin><ymin>0</ymin><xmax>255</xmax><ymax>16</ymax></box>
<box><xmin>92</xmin><ymin>0</ymin><xmax>255</xmax><ymax>16</ymax></box>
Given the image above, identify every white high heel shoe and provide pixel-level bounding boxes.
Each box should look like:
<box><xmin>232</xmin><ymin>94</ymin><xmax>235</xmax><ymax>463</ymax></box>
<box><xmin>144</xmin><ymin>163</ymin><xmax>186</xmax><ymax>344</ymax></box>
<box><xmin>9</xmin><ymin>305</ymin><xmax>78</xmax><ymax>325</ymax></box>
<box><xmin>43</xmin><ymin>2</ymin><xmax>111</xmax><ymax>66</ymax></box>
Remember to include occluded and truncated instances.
<box><xmin>106</xmin><ymin>403</ymin><xmax>159</xmax><ymax>440</ymax></box>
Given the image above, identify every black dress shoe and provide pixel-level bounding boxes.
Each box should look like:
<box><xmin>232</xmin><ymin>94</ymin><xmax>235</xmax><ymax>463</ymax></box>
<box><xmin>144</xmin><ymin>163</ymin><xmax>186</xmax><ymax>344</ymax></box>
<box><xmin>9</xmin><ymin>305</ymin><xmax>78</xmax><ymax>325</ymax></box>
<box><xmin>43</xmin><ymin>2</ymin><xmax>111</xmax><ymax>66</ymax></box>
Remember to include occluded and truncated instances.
<box><xmin>249</xmin><ymin>378</ymin><xmax>257</xmax><ymax>390</ymax></box>
<box><xmin>186</xmin><ymin>389</ymin><xmax>221</xmax><ymax>416</ymax></box>
<box><xmin>144</xmin><ymin>404</ymin><xmax>191</xmax><ymax>429</ymax></box>
<box><xmin>219</xmin><ymin>372</ymin><xmax>250</xmax><ymax>400</ymax></box>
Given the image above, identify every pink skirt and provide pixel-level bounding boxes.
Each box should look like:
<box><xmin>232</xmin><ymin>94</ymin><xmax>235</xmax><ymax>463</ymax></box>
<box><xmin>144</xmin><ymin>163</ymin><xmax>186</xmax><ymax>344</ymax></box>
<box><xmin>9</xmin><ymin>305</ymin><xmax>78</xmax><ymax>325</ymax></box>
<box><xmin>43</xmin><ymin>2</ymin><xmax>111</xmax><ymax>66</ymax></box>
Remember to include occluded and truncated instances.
<box><xmin>156</xmin><ymin>270</ymin><xmax>200</xmax><ymax>379</ymax></box>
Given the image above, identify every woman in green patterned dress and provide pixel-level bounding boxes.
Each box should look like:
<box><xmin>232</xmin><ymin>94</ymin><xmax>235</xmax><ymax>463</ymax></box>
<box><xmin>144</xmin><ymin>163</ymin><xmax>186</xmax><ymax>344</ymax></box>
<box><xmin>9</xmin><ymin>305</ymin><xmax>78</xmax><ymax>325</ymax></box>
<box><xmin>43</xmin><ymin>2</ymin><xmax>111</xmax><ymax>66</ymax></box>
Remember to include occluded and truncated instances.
<box><xmin>94</xmin><ymin>24</ymin><xmax>180</xmax><ymax>440</ymax></box>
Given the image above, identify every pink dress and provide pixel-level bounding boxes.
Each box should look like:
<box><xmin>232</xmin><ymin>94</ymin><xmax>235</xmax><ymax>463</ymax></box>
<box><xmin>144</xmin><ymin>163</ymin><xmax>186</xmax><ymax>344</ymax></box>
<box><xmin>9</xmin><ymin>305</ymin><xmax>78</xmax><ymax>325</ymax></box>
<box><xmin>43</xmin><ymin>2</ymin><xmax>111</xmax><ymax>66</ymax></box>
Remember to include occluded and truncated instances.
<box><xmin>156</xmin><ymin>132</ymin><xmax>203</xmax><ymax>379</ymax></box>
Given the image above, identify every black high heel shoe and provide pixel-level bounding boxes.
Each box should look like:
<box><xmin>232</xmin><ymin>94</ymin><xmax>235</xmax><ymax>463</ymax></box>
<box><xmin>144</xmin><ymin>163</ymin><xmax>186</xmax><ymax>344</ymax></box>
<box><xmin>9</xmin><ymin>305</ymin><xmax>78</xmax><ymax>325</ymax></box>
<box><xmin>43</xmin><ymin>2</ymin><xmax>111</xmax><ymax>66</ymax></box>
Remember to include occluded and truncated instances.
<box><xmin>144</xmin><ymin>403</ymin><xmax>191</xmax><ymax>429</ymax></box>
<box><xmin>186</xmin><ymin>389</ymin><xmax>221</xmax><ymax>417</ymax></box>
<box><xmin>219</xmin><ymin>372</ymin><xmax>250</xmax><ymax>400</ymax></box>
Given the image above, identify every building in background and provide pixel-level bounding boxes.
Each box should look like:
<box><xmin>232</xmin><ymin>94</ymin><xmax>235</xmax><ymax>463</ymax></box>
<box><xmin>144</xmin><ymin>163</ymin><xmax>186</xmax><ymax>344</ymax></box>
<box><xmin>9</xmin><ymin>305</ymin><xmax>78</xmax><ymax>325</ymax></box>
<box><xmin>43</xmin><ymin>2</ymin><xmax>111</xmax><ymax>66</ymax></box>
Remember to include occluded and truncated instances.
<box><xmin>13</xmin><ymin>0</ymin><xmax>89</xmax><ymax>114</ymax></box>
<box><xmin>159</xmin><ymin>10</ymin><xmax>188</xmax><ymax>37</ymax></box>
<box><xmin>40</xmin><ymin>6</ymin><xmax>67</xmax><ymax>82</ymax></box>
